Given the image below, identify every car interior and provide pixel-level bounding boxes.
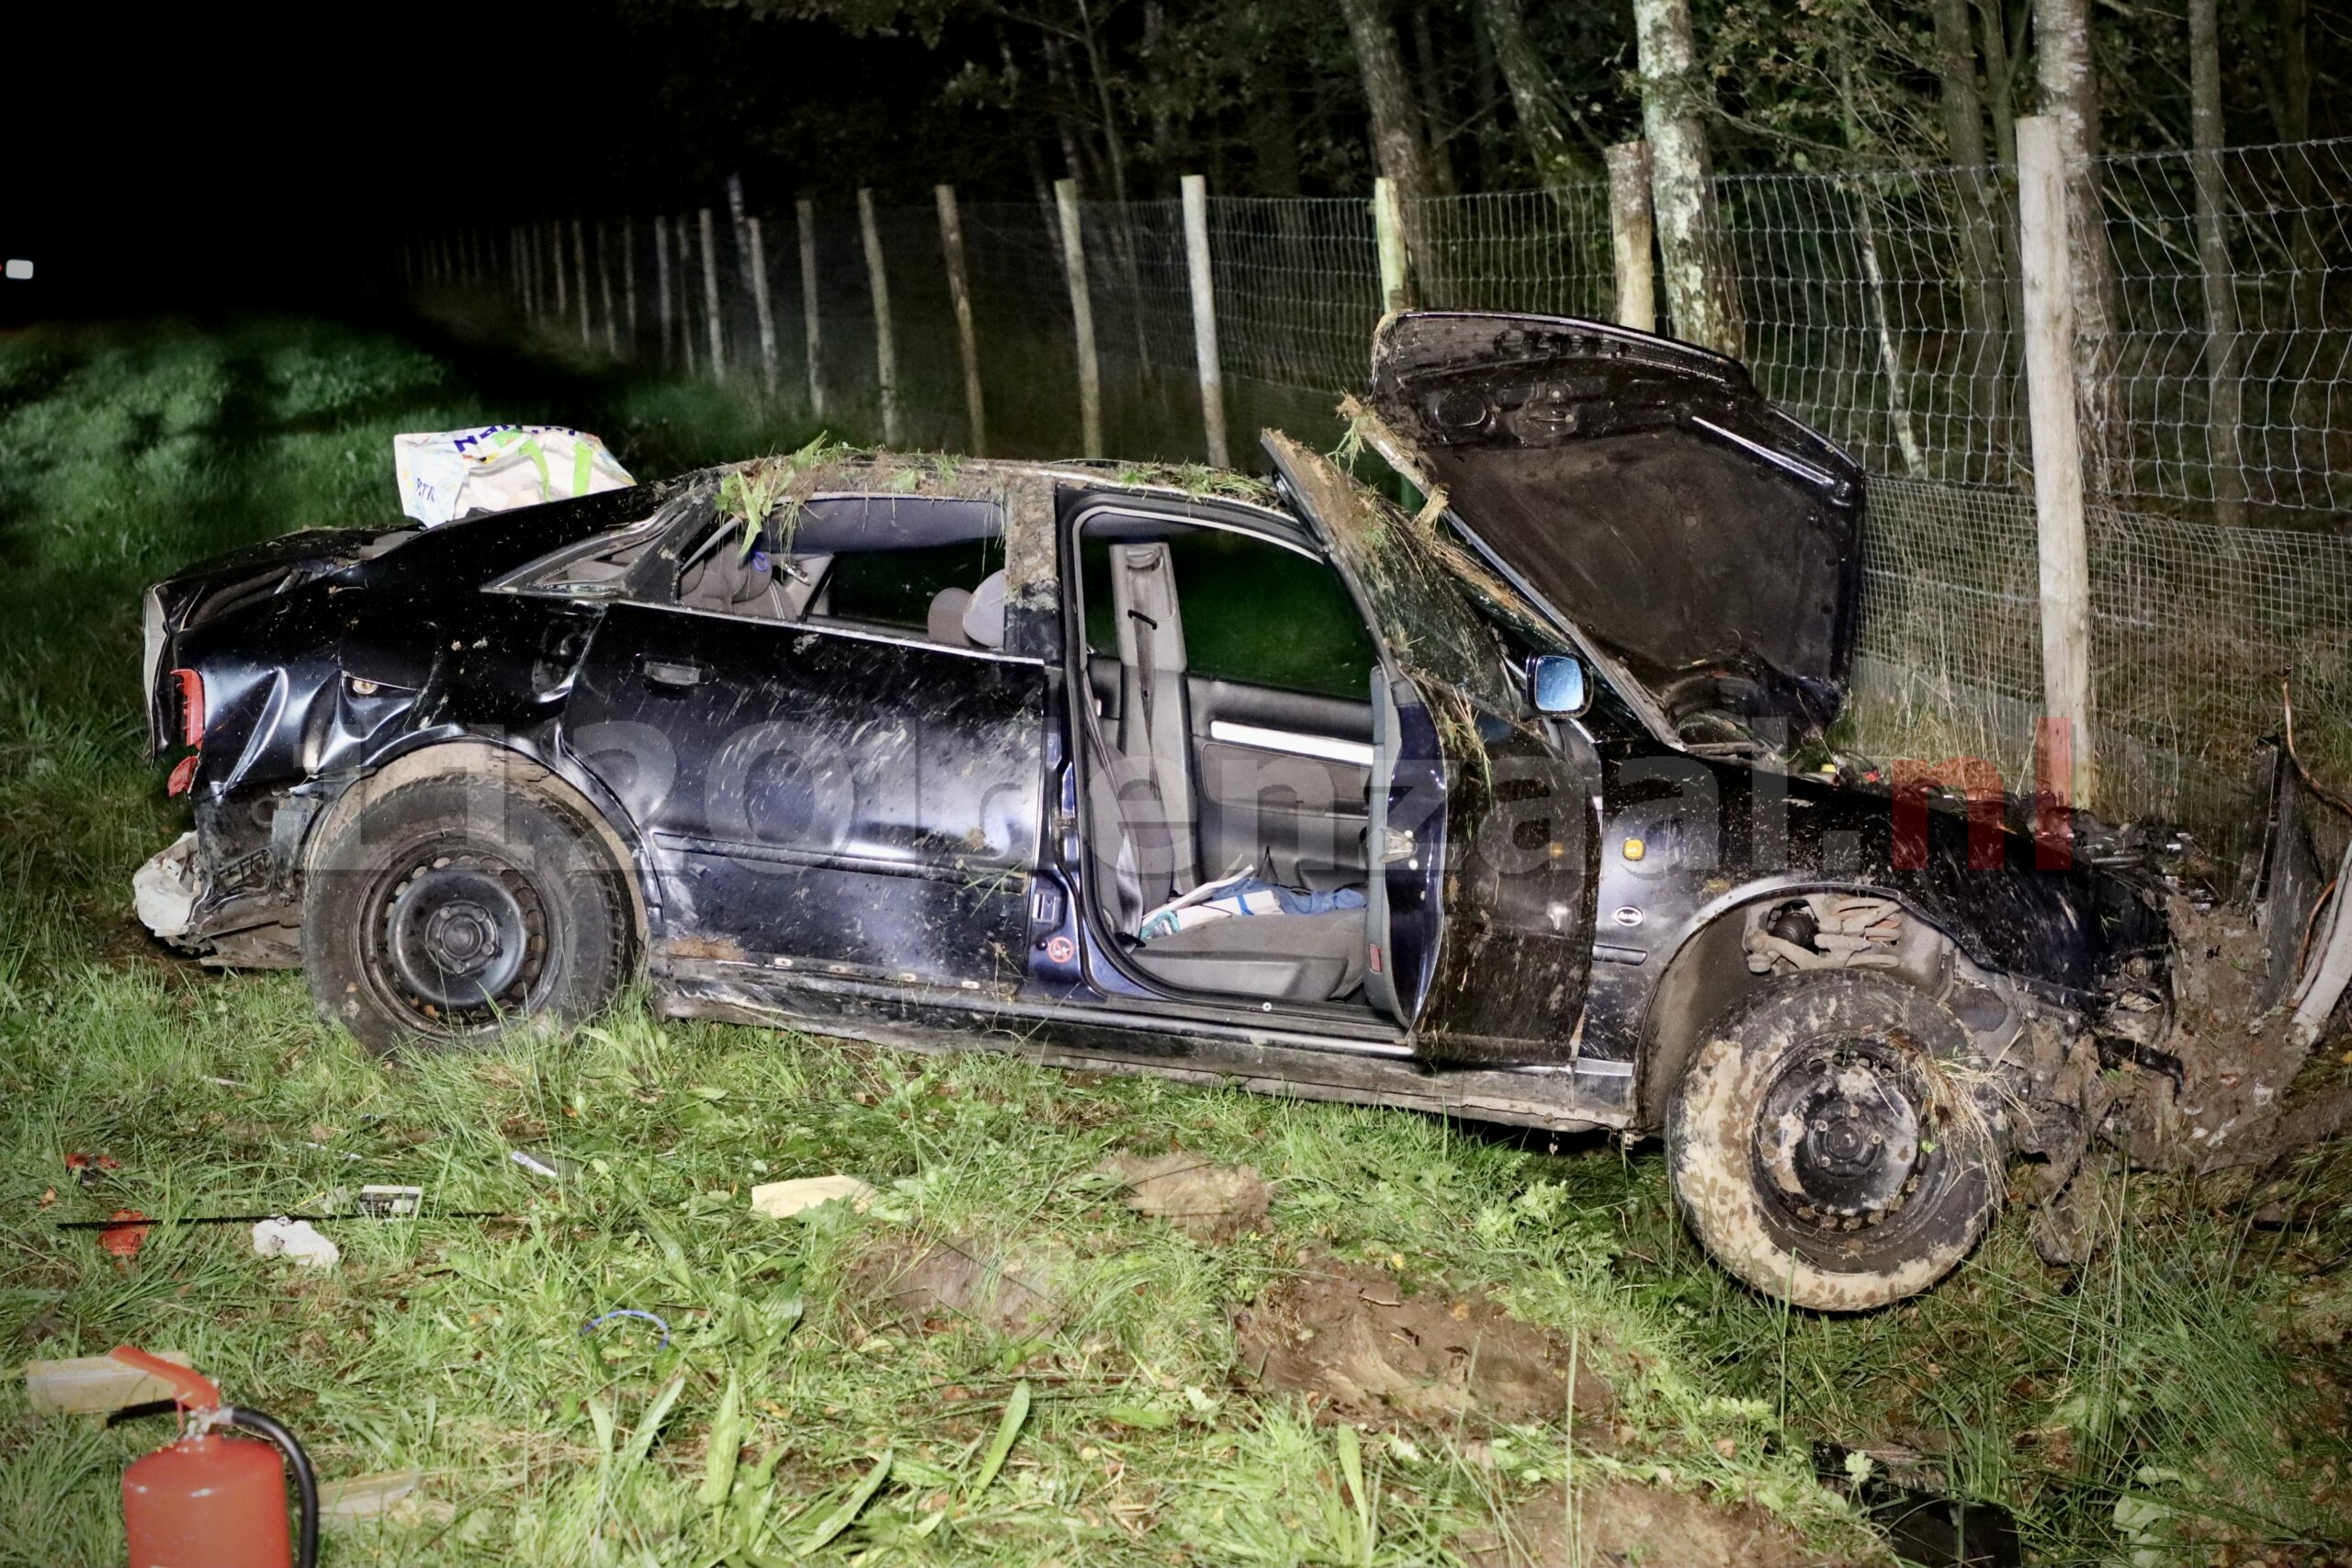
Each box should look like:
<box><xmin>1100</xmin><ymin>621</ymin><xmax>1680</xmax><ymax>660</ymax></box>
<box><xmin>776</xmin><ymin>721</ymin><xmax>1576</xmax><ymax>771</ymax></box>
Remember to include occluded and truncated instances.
<box><xmin>1069</xmin><ymin>505</ymin><xmax>1385</xmax><ymax>1010</ymax></box>
<box><xmin>669</xmin><ymin>493</ymin><xmax>1012</xmax><ymax>648</ymax></box>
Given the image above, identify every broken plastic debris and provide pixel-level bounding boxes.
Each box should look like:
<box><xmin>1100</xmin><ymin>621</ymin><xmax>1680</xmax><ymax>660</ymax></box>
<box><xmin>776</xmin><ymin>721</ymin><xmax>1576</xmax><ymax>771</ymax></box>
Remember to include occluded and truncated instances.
<box><xmin>749</xmin><ymin>1175</ymin><xmax>877</xmax><ymax>1219</ymax></box>
<box><xmin>356</xmin><ymin>1185</ymin><xmax>423</xmax><ymax>1218</ymax></box>
<box><xmin>509</xmin><ymin>1149</ymin><xmax>577</xmax><ymax>1180</ymax></box>
<box><xmin>25</xmin><ymin>1349</ymin><xmax>196</xmax><ymax>1415</ymax></box>
<box><xmin>580</xmin><ymin>1308</ymin><xmax>672</xmax><ymax>1349</ymax></box>
<box><xmin>252</xmin><ymin>1217</ymin><xmax>341</xmax><ymax>1269</ymax></box>
<box><xmin>318</xmin><ymin>1468</ymin><xmax>423</xmax><ymax>1529</ymax></box>
<box><xmin>98</xmin><ymin>1210</ymin><xmax>152</xmax><ymax>1259</ymax></box>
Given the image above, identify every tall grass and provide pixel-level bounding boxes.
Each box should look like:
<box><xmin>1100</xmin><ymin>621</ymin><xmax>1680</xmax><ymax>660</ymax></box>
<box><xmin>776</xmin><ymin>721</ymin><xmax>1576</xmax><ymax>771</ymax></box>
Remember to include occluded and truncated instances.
<box><xmin>0</xmin><ymin>318</ymin><xmax>2346</xmax><ymax>1565</ymax></box>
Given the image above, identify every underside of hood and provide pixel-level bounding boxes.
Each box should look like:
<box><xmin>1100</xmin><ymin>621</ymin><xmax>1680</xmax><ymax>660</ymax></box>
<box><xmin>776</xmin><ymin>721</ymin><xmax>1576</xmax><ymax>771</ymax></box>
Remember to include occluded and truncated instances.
<box><xmin>1367</xmin><ymin>311</ymin><xmax>1866</xmax><ymax>733</ymax></box>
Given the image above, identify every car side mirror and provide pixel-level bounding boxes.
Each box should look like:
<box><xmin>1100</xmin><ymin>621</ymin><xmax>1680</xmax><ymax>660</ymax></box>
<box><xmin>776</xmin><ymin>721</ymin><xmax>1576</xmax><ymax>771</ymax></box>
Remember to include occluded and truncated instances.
<box><xmin>1528</xmin><ymin>654</ymin><xmax>1588</xmax><ymax>716</ymax></box>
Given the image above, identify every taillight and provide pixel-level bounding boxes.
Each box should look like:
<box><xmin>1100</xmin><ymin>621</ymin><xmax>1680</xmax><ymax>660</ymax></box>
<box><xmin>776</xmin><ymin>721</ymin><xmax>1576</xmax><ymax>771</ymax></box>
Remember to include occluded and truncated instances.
<box><xmin>171</xmin><ymin>669</ymin><xmax>205</xmax><ymax>745</ymax></box>
<box><xmin>166</xmin><ymin>755</ymin><xmax>198</xmax><ymax>796</ymax></box>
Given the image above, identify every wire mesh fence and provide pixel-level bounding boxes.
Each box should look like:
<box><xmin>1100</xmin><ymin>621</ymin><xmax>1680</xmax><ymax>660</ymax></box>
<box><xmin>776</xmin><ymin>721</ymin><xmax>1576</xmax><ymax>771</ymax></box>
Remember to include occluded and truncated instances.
<box><xmin>409</xmin><ymin>141</ymin><xmax>2352</xmax><ymax>841</ymax></box>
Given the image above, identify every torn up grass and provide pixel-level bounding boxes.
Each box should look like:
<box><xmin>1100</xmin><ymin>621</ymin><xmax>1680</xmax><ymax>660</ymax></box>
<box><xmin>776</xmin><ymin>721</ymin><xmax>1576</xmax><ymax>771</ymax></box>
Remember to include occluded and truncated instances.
<box><xmin>3</xmin><ymin>318</ymin><xmax>2349</xmax><ymax>1567</ymax></box>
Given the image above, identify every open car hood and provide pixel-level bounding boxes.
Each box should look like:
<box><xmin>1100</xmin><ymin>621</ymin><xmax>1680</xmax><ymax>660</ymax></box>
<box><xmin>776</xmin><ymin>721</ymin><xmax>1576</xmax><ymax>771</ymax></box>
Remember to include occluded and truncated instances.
<box><xmin>1365</xmin><ymin>311</ymin><xmax>1866</xmax><ymax>733</ymax></box>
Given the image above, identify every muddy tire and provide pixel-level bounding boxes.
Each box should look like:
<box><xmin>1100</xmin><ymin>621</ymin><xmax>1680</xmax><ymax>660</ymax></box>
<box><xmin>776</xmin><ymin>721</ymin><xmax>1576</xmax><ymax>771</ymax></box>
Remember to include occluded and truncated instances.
<box><xmin>302</xmin><ymin>769</ymin><xmax>637</xmax><ymax>1055</ymax></box>
<box><xmin>1665</xmin><ymin>971</ymin><xmax>1997</xmax><ymax>1312</ymax></box>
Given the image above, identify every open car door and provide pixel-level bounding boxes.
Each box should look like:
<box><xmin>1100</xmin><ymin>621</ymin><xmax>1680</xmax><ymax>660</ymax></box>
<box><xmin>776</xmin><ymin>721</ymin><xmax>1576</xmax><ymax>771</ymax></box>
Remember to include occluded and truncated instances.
<box><xmin>1263</xmin><ymin>431</ymin><xmax>1596</xmax><ymax>1066</ymax></box>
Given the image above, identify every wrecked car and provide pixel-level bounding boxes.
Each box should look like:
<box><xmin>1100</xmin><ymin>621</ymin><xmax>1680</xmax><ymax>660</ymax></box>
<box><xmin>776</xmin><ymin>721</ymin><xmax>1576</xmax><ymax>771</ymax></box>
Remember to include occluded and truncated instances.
<box><xmin>135</xmin><ymin>311</ymin><xmax>2181</xmax><ymax>1311</ymax></box>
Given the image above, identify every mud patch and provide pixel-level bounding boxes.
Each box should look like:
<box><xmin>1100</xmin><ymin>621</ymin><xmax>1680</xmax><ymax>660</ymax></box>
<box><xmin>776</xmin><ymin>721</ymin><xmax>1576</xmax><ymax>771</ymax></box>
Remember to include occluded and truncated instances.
<box><xmin>1464</xmin><ymin>1479</ymin><xmax>1843</xmax><ymax>1568</ymax></box>
<box><xmin>1097</xmin><ymin>1151</ymin><xmax>1270</xmax><ymax>1242</ymax></box>
<box><xmin>2133</xmin><ymin>897</ymin><xmax>2336</xmax><ymax>1170</ymax></box>
<box><xmin>850</xmin><ymin>1240</ymin><xmax>1061</xmax><ymax>1337</ymax></box>
<box><xmin>1232</xmin><ymin>1258</ymin><xmax>1611</xmax><ymax>1431</ymax></box>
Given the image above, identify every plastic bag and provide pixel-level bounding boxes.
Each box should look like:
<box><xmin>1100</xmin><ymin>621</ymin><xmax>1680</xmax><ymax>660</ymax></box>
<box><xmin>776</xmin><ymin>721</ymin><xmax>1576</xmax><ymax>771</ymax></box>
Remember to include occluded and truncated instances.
<box><xmin>392</xmin><ymin>424</ymin><xmax>634</xmax><ymax>527</ymax></box>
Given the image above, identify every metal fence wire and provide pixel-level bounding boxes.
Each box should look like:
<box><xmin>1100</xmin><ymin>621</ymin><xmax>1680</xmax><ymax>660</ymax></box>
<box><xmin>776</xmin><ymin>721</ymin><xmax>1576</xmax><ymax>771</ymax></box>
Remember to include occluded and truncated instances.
<box><xmin>413</xmin><ymin>138</ymin><xmax>2352</xmax><ymax>841</ymax></box>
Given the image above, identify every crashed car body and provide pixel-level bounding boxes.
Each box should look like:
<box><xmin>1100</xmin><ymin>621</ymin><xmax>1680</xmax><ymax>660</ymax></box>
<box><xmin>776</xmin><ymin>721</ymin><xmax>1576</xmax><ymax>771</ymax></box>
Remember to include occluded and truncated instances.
<box><xmin>137</xmin><ymin>312</ymin><xmax>2172</xmax><ymax>1309</ymax></box>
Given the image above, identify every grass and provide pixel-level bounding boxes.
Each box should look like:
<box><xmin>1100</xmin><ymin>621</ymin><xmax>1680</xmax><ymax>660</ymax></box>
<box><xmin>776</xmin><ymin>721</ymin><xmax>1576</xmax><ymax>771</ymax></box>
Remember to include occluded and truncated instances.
<box><xmin>1</xmin><ymin>316</ymin><xmax>2348</xmax><ymax>1566</ymax></box>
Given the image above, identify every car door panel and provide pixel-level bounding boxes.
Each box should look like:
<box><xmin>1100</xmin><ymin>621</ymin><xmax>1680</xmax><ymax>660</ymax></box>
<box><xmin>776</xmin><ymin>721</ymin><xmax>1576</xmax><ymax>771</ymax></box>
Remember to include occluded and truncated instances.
<box><xmin>561</xmin><ymin>602</ymin><xmax>1045</xmax><ymax>989</ymax></box>
<box><xmin>1187</xmin><ymin>675</ymin><xmax>1372</xmax><ymax>886</ymax></box>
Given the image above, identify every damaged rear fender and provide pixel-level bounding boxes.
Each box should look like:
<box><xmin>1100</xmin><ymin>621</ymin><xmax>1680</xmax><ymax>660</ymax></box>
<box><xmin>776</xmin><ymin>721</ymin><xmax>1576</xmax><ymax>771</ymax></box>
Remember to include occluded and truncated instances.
<box><xmin>294</xmin><ymin>738</ymin><xmax>655</xmax><ymax>952</ymax></box>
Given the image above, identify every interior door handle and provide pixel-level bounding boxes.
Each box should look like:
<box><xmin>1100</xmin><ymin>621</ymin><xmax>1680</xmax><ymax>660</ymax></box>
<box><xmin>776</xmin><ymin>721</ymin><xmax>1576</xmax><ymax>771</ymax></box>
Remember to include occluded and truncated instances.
<box><xmin>641</xmin><ymin>658</ymin><xmax>708</xmax><ymax>689</ymax></box>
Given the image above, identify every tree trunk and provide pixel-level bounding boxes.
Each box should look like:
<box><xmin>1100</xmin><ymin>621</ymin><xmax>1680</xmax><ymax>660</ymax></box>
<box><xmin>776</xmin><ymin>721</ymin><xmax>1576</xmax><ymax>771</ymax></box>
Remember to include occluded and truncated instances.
<box><xmin>2032</xmin><ymin>0</ymin><xmax>2116</xmax><ymax>493</ymax></box>
<box><xmin>1934</xmin><ymin>0</ymin><xmax>2011</xmax><ymax>455</ymax></box>
<box><xmin>1633</xmin><ymin>0</ymin><xmax>1744</xmax><ymax>359</ymax></box>
<box><xmin>2189</xmin><ymin>0</ymin><xmax>2245</xmax><ymax>522</ymax></box>
<box><xmin>1073</xmin><ymin>0</ymin><xmax>1132</xmax><ymax>202</ymax></box>
<box><xmin>1974</xmin><ymin>0</ymin><xmax>2020</xmax><ymax>168</ymax></box>
<box><xmin>1248</xmin><ymin>88</ymin><xmax>1304</xmax><ymax>197</ymax></box>
<box><xmin>1408</xmin><ymin>5</ymin><xmax>1459</xmax><ymax>196</ymax></box>
<box><xmin>1338</xmin><ymin>0</ymin><xmax>1437</xmax><ymax>210</ymax></box>
<box><xmin>1479</xmin><ymin>0</ymin><xmax>1589</xmax><ymax>186</ymax></box>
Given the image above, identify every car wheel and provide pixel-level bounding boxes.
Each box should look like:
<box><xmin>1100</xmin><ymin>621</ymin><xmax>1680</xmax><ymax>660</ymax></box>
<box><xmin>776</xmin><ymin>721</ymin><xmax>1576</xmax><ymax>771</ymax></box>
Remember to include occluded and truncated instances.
<box><xmin>1665</xmin><ymin>970</ymin><xmax>1998</xmax><ymax>1312</ymax></box>
<box><xmin>302</xmin><ymin>768</ymin><xmax>637</xmax><ymax>1055</ymax></box>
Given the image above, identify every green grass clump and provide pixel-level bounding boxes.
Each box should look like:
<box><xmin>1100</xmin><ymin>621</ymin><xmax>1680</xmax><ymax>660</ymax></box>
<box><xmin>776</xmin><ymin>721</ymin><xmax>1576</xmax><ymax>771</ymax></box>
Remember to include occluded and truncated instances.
<box><xmin>2</xmin><ymin>318</ymin><xmax>2348</xmax><ymax>1566</ymax></box>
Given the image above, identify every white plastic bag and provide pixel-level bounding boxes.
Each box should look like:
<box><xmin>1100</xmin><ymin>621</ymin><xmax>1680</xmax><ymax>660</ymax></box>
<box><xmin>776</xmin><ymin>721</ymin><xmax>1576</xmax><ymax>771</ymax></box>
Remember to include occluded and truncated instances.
<box><xmin>392</xmin><ymin>424</ymin><xmax>634</xmax><ymax>527</ymax></box>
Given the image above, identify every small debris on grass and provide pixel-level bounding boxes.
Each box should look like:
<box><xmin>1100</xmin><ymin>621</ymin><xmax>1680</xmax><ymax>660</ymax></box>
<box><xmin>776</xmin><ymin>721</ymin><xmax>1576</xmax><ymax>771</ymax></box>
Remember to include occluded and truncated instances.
<box><xmin>507</xmin><ymin>1148</ymin><xmax>576</xmax><ymax>1181</ymax></box>
<box><xmin>356</xmin><ymin>1185</ymin><xmax>423</xmax><ymax>1218</ymax></box>
<box><xmin>1232</xmin><ymin>1258</ymin><xmax>1612</xmax><ymax>1432</ymax></box>
<box><xmin>318</xmin><ymin>1469</ymin><xmax>424</xmax><ymax>1529</ymax></box>
<box><xmin>25</xmin><ymin>1349</ymin><xmax>196</xmax><ymax>1415</ymax></box>
<box><xmin>97</xmin><ymin>1210</ymin><xmax>151</xmax><ymax>1260</ymax></box>
<box><xmin>64</xmin><ymin>1152</ymin><xmax>121</xmax><ymax>1189</ymax></box>
<box><xmin>1462</xmin><ymin>1479</ymin><xmax>1848</xmax><ymax>1568</ymax></box>
<box><xmin>252</xmin><ymin>1217</ymin><xmax>340</xmax><ymax>1269</ymax></box>
<box><xmin>854</xmin><ymin>1239</ymin><xmax>1061</xmax><ymax>1337</ymax></box>
<box><xmin>750</xmin><ymin>1174</ymin><xmax>877</xmax><ymax>1219</ymax></box>
<box><xmin>1096</xmin><ymin>1151</ymin><xmax>1271</xmax><ymax>1242</ymax></box>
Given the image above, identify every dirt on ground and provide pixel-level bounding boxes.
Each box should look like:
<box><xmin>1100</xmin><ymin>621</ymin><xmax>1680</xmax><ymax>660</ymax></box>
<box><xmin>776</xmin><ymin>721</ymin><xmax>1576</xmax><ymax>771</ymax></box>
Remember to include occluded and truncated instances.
<box><xmin>849</xmin><ymin>1239</ymin><xmax>1063</xmax><ymax>1338</ymax></box>
<box><xmin>1231</xmin><ymin>1257</ymin><xmax>1612</xmax><ymax>1432</ymax></box>
<box><xmin>1096</xmin><ymin>1151</ymin><xmax>1272</xmax><ymax>1241</ymax></box>
<box><xmin>2127</xmin><ymin>897</ymin><xmax>2352</xmax><ymax>1172</ymax></box>
<box><xmin>1461</xmin><ymin>1479</ymin><xmax>1849</xmax><ymax>1568</ymax></box>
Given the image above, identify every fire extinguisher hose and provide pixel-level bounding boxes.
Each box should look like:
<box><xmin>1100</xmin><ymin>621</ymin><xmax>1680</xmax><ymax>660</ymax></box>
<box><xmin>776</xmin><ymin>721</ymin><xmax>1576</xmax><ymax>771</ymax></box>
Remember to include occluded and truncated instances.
<box><xmin>224</xmin><ymin>1407</ymin><xmax>320</xmax><ymax>1568</ymax></box>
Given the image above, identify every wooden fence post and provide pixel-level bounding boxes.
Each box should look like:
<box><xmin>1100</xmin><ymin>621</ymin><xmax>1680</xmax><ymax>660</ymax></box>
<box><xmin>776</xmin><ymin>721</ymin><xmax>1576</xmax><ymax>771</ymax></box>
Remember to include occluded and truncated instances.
<box><xmin>2018</xmin><ymin>115</ymin><xmax>2095</xmax><ymax>806</ymax></box>
<box><xmin>935</xmin><ymin>184</ymin><xmax>988</xmax><ymax>455</ymax></box>
<box><xmin>597</xmin><ymin>221</ymin><xmax>617</xmax><ymax>355</ymax></box>
<box><xmin>797</xmin><ymin>199</ymin><xmax>826</xmax><ymax>421</ymax></box>
<box><xmin>1055</xmin><ymin>178</ymin><xmax>1103</xmax><ymax>457</ymax></box>
<box><xmin>1605</xmin><ymin>141</ymin><xmax>1657</xmax><ymax>333</ymax></box>
<box><xmin>517</xmin><ymin>226</ymin><xmax>536</xmax><ymax>321</ymax></box>
<box><xmin>677</xmin><ymin>219</ymin><xmax>697</xmax><ymax>378</ymax></box>
<box><xmin>550</xmin><ymin>221</ymin><xmax>568</xmax><ymax>319</ymax></box>
<box><xmin>622</xmin><ymin>217</ymin><xmax>639</xmax><ymax>355</ymax></box>
<box><xmin>1373</xmin><ymin>176</ymin><xmax>1412</xmax><ymax>315</ymax></box>
<box><xmin>698</xmin><ymin>207</ymin><xmax>726</xmax><ymax>378</ymax></box>
<box><xmin>746</xmin><ymin>217</ymin><xmax>780</xmax><ymax>398</ymax></box>
<box><xmin>572</xmin><ymin>220</ymin><xmax>592</xmax><ymax>346</ymax></box>
<box><xmin>1181</xmin><ymin>174</ymin><xmax>1229</xmax><ymax>468</ymax></box>
<box><xmin>858</xmin><ymin>188</ymin><xmax>902</xmax><ymax>446</ymax></box>
<box><xmin>653</xmin><ymin>215</ymin><xmax>673</xmax><ymax>367</ymax></box>
<box><xmin>729</xmin><ymin>175</ymin><xmax>780</xmax><ymax>397</ymax></box>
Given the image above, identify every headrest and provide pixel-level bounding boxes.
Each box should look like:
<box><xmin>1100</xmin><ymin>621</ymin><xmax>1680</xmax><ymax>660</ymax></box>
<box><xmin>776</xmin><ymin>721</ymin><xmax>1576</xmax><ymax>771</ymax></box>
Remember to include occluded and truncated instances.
<box><xmin>928</xmin><ymin>587</ymin><xmax>974</xmax><ymax>646</ymax></box>
<box><xmin>962</xmin><ymin>570</ymin><xmax>1007</xmax><ymax>649</ymax></box>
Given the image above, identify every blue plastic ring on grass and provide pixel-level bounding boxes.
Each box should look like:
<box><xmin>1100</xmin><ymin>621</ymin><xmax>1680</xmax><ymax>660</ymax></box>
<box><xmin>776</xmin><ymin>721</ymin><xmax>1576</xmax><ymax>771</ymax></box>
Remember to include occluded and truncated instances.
<box><xmin>579</xmin><ymin>1309</ymin><xmax>671</xmax><ymax>1349</ymax></box>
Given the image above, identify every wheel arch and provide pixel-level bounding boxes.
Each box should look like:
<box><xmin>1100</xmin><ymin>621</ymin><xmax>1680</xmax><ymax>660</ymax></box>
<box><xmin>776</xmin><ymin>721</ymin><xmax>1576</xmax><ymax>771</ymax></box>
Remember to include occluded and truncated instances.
<box><xmin>1634</xmin><ymin>881</ymin><xmax>1972</xmax><ymax>1131</ymax></box>
<box><xmin>298</xmin><ymin>737</ymin><xmax>652</xmax><ymax>954</ymax></box>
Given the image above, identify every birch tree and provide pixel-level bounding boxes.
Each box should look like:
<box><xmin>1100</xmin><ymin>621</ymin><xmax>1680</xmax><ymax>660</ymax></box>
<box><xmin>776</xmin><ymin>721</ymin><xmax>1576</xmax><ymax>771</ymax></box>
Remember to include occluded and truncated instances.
<box><xmin>1633</xmin><ymin>0</ymin><xmax>1744</xmax><ymax>359</ymax></box>
<box><xmin>2032</xmin><ymin>0</ymin><xmax>2115</xmax><ymax>487</ymax></box>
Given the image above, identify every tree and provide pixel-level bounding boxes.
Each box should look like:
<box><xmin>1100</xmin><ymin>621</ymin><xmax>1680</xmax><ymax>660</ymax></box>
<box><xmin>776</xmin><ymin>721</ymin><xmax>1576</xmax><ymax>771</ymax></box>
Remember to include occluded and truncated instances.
<box><xmin>2031</xmin><ymin>0</ymin><xmax>2116</xmax><ymax>490</ymax></box>
<box><xmin>1478</xmin><ymin>0</ymin><xmax>1592</xmax><ymax>186</ymax></box>
<box><xmin>1633</xmin><ymin>0</ymin><xmax>1742</xmax><ymax>358</ymax></box>
<box><xmin>2188</xmin><ymin>0</ymin><xmax>2245</xmax><ymax>521</ymax></box>
<box><xmin>1335</xmin><ymin>0</ymin><xmax>1438</xmax><ymax>209</ymax></box>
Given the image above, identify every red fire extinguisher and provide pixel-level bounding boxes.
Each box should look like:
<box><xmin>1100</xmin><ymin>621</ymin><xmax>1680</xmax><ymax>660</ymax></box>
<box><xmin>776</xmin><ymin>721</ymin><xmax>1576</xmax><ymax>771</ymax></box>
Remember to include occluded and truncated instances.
<box><xmin>108</xmin><ymin>1346</ymin><xmax>319</xmax><ymax>1568</ymax></box>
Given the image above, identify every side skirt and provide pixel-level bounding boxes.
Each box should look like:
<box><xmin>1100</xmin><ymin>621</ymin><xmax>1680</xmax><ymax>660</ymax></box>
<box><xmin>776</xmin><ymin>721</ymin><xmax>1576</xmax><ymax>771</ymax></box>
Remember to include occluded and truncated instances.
<box><xmin>657</xmin><ymin>957</ymin><xmax>1634</xmax><ymax>1134</ymax></box>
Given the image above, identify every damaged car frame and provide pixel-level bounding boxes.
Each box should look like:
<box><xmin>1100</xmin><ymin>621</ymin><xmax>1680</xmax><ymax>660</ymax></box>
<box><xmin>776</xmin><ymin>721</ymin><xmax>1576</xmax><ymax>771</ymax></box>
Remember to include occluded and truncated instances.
<box><xmin>137</xmin><ymin>312</ymin><xmax>2177</xmax><ymax>1310</ymax></box>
